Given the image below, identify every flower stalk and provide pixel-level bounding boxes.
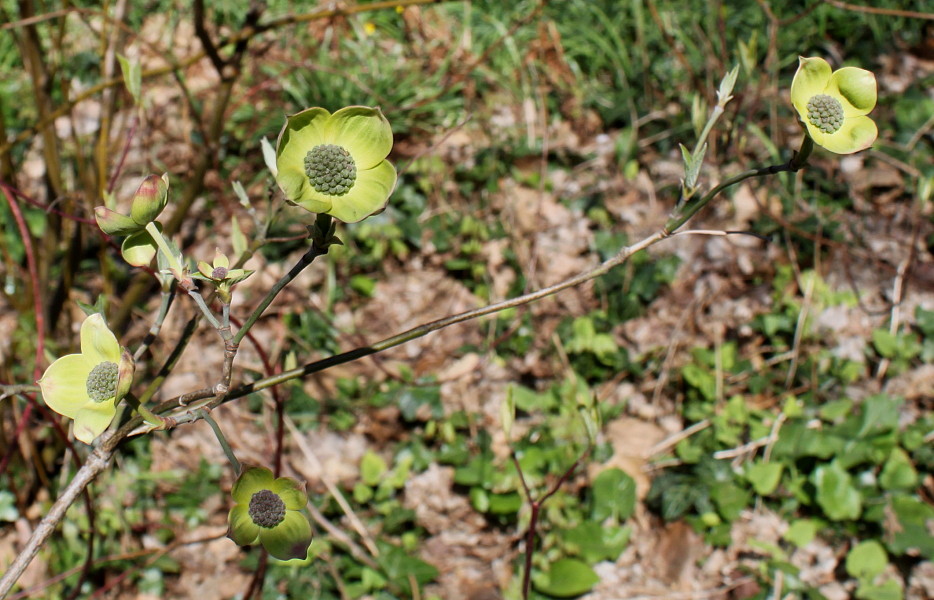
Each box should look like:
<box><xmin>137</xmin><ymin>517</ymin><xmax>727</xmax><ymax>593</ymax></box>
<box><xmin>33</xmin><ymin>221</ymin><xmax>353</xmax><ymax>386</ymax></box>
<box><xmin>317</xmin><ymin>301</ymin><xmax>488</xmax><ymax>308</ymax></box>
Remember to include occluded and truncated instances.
<box><xmin>198</xmin><ymin>408</ymin><xmax>240</xmax><ymax>472</ymax></box>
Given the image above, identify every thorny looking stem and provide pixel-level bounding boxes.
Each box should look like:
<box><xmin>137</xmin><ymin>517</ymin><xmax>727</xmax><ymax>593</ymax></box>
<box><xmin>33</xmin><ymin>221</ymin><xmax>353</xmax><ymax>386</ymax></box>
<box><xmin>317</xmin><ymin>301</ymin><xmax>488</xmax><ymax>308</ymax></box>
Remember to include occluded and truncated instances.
<box><xmin>0</xmin><ymin>150</ymin><xmax>811</xmax><ymax>597</ymax></box>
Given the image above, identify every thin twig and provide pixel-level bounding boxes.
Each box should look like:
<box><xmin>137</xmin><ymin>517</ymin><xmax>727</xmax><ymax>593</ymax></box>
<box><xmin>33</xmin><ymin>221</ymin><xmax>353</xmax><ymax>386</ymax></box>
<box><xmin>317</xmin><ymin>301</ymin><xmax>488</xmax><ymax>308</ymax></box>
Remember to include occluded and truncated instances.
<box><xmin>646</xmin><ymin>420</ymin><xmax>711</xmax><ymax>458</ymax></box>
<box><xmin>821</xmin><ymin>0</ymin><xmax>934</xmax><ymax>20</ymax></box>
<box><xmin>286</xmin><ymin>417</ymin><xmax>381</xmax><ymax>558</ymax></box>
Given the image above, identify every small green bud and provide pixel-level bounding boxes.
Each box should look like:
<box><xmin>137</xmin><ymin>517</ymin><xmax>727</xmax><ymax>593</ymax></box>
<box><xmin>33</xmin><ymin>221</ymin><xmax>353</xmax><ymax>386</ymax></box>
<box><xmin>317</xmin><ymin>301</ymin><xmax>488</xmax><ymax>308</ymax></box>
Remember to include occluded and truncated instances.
<box><xmin>129</xmin><ymin>174</ymin><xmax>170</xmax><ymax>225</ymax></box>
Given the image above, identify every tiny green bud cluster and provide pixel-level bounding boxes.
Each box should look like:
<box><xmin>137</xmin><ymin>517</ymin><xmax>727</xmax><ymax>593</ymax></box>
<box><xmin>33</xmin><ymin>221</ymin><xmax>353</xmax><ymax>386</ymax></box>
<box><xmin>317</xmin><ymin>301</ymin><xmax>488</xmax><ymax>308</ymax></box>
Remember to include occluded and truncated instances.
<box><xmin>304</xmin><ymin>144</ymin><xmax>356</xmax><ymax>196</ymax></box>
<box><xmin>86</xmin><ymin>361</ymin><xmax>119</xmax><ymax>403</ymax></box>
<box><xmin>248</xmin><ymin>489</ymin><xmax>286</xmax><ymax>528</ymax></box>
<box><xmin>806</xmin><ymin>94</ymin><xmax>844</xmax><ymax>134</ymax></box>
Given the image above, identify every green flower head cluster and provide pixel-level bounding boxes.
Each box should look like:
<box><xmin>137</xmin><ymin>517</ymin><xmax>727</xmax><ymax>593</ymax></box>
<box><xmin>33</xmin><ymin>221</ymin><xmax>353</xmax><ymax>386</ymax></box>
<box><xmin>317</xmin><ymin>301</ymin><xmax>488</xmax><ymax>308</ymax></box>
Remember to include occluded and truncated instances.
<box><xmin>37</xmin><ymin>314</ymin><xmax>134</xmax><ymax>444</ymax></box>
<box><xmin>227</xmin><ymin>465</ymin><xmax>312</xmax><ymax>561</ymax></box>
<box><xmin>275</xmin><ymin>106</ymin><xmax>396</xmax><ymax>223</ymax></box>
<box><xmin>790</xmin><ymin>56</ymin><xmax>877</xmax><ymax>154</ymax></box>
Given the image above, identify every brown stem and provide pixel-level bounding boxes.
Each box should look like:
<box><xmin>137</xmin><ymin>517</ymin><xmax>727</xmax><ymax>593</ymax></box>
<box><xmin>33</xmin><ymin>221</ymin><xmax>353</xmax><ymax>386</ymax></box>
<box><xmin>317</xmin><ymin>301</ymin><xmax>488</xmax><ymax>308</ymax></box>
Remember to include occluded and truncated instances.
<box><xmin>193</xmin><ymin>0</ymin><xmax>226</xmax><ymax>73</ymax></box>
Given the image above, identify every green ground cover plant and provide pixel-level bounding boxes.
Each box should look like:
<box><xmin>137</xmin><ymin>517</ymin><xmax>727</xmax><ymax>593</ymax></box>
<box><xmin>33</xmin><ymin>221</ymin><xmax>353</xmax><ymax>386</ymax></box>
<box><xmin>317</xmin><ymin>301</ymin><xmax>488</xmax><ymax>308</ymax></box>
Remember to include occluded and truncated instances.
<box><xmin>0</xmin><ymin>1</ymin><xmax>932</xmax><ymax>599</ymax></box>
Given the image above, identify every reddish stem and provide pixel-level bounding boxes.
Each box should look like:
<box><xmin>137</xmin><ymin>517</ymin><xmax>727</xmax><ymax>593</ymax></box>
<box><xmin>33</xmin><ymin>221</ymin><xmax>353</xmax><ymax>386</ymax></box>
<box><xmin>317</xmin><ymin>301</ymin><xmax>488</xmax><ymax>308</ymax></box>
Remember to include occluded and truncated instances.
<box><xmin>1</xmin><ymin>184</ymin><xmax>44</xmax><ymax>379</ymax></box>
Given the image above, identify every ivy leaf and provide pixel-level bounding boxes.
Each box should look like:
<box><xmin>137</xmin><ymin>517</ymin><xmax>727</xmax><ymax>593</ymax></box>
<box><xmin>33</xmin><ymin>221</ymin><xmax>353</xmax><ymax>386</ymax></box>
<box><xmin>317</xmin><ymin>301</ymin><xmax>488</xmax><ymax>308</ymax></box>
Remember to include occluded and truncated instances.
<box><xmin>591</xmin><ymin>468</ymin><xmax>636</xmax><ymax>521</ymax></box>
<box><xmin>562</xmin><ymin>521</ymin><xmax>630</xmax><ymax>563</ymax></box>
<box><xmin>872</xmin><ymin>329</ymin><xmax>898</xmax><ymax>358</ymax></box>
<box><xmin>879</xmin><ymin>448</ymin><xmax>918</xmax><ymax>491</ymax></box>
<box><xmin>846</xmin><ymin>540</ymin><xmax>887</xmax><ymax>581</ymax></box>
<box><xmin>746</xmin><ymin>462</ymin><xmax>783</xmax><ymax>495</ymax></box>
<box><xmin>812</xmin><ymin>461</ymin><xmax>861</xmax><ymax>521</ymax></box>
<box><xmin>886</xmin><ymin>496</ymin><xmax>934</xmax><ymax>559</ymax></box>
<box><xmin>533</xmin><ymin>558</ymin><xmax>600</xmax><ymax>598</ymax></box>
<box><xmin>360</xmin><ymin>451</ymin><xmax>387</xmax><ymax>486</ymax></box>
<box><xmin>783</xmin><ymin>519</ymin><xmax>819</xmax><ymax>548</ymax></box>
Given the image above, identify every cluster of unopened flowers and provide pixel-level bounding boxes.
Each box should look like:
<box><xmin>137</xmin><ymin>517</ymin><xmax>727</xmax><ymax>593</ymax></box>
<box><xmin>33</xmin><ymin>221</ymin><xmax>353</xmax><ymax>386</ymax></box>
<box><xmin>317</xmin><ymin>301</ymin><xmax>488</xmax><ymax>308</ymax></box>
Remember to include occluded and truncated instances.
<box><xmin>35</xmin><ymin>58</ymin><xmax>875</xmax><ymax>561</ymax></box>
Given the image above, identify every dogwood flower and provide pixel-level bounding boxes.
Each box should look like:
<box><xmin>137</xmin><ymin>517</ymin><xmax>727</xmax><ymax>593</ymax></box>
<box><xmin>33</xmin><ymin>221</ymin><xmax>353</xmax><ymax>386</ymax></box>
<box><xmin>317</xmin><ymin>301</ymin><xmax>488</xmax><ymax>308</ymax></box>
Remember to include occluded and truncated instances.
<box><xmin>275</xmin><ymin>106</ymin><xmax>396</xmax><ymax>223</ymax></box>
<box><xmin>37</xmin><ymin>314</ymin><xmax>134</xmax><ymax>444</ymax></box>
<box><xmin>790</xmin><ymin>56</ymin><xmax>877</xmax><ymax>154</ymax></box>
<box><xmin>227</xmin><ymin>465</ymin><xmax>312</xmax><ymax>561</ymax></box>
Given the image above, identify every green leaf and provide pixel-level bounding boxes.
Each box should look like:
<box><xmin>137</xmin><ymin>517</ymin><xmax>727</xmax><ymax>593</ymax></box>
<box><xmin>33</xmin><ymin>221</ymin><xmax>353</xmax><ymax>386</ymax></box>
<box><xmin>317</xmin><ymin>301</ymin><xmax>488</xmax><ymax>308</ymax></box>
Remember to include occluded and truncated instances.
<box><xmin>879</xmin><ymin>448</ymin><xmax>918</xmax><ymax>491</ymax></box>
<box><xmin>121</xmin><ymin>228</ymin><xmax>159</xmax><ymax>267</ymax></box>
<box><xmin>231</xmin><ymin>216</ymin><xmax>247</xmax><ymax>258</ymax></box>
<box><xmin>717</xmin><ymin>65</ymin><xmax>740</xmax><ymax>106</ymax></box>
<box><xmin>591</xmin><ymin>468</ymin><xmax>636</xmax><ymax>521</ymax></box>
<box><xmin>397</xmin><ymin>386</ymin><xmax>442</xmax><ymax>421</ymax></box>
<box><xmin>533</xmin><ymin>558</ymin><xmax>600</xmax><ymax>598</ymax></box>
<box><xmin>856</xmin><ymin>395</ymin><xmax>901</xmax><ymax>438</ymax></box>
<box><xmin>746</xmin><ymin>462</ymin><xmax>783</xmax><ymax>495</ymax></box>
<box><xmin>682</xmin><ymin>363</ymin><xmax>716</xmax><ymax>400</ymax></box>
<box><xmin>501</xmin><ymin>385</ymin><xmax>515</xmax><ymax>440</ymax></box>
<box><xmin>872</xmin><ymin>329</ymin><xmax>898</xmax><ymax>358</ymax></box>
<box><xmin>117</xmin><ymin>54</ymin><xmax>141</xmax><ymax>103</ymax></box>
<box><xmin>579</xmin><ymin>406</ymin><xmax>599</xmax><ymax>445</ymax></box>
<box><xmin>361</xmin><ymin>567</ymin><xmax>387</xmax><ymax>591</ymax></box>
<box><xmin>563</xmin><ymin>521</ymin><xmax>630</xmax><ymax>563</ymax></box>
<box><xmin>680</xmin><ymin>142</ymin><xmax>703</xmax><ymax>191</ymax></box>
<box><xmin>231</xmin><ymin>180</ymin><xmax>250</xmax><ymax>207</ymax></box>
<box><xmin>353</xmin><ymin>482</ymin><xmax>373</xmax><ymax>504</ymax></box>
<box><xmin>783</xmin><ymin>519</ymin><xmax>819</xmax><ymax>548</ymax></box>
<box><xmin>916</xmin><ymin>306</ymin><xmax>934</xmax><ymax>336</ymax></box>
<box><xmin>350</xmin><ymin>275</ymin><xmax>376</xmax><ymax>297</ymax></box>
<box><xmin>886</xmin><ymin>496</ymin><xmax>934</xmax><ymax>558</ymax></box>
<box><xmin>846</xmin><ymin>540</ymin><xmax>887</xmax><ymax>581</ymax></box>
<box><xmin>376</xmin><ymin>542</ymin><xmax>438</xmax><ymax>593</ymax></box>
<box><xmin>566</xmin><ymin>316</ymin><xmax>596</xmax><ymax>354</ymax></box>
<box><xmin>772</xmin><ymin>421</ymin><xmax>844</xmax><ymax>459</ymax></box>
<box><xmin>360</xmin><ymin>451</ymin><xmax>388</xmax><ymax>486</ymax></box>
<box><xmin>261</xmin><ymin>137</ymin><xmax>278</xmax><ymax>177</ymax></box>
<box><xmin>512</xmin><ymin>385</ymin><xmax>556</xmax><ymax>412</ymax></box>
<box><xmin>487</xmin><ymin>492</ymin><xmax>522</xmax><ymax>515</ymax></box>
<box><xmin>855</xmin><ymin>578</ymin><xmax>903</xmax><ymax>600</ymax></box>
<box><xmin>820</xmin><ymin>399</ymin><xmax>854</xmax><ymax>421</ymax></box>
<box><xmin>469</xmin><ymin>487</ymin><xmax>489</xmax><ymax>513</ymax></box>
<box><xmin>75</xmin><ymin>295</ymin><xmax>108</xmax><ymax>319</ymax></box>
<box><xmin>812</xmin><ymin>461</ymin><xmax>861</xmax><ymax>521</ymax></box>
<box><xmin>383</xmin><ymin>454</ymin><xmax>413</xmax><ymax>490</ymax></box>
<box><xmin>711</xmin><ymin>483</ymin><xmax>750</xmax><ymax>522</ymax></box>
<box><xmin>675</xmin><ymin>438</ymin><xmax>704</xmax><ymax>463</ymax></box>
